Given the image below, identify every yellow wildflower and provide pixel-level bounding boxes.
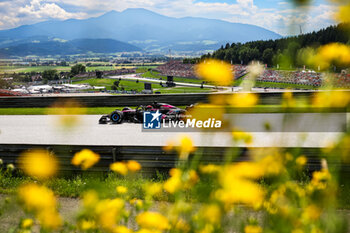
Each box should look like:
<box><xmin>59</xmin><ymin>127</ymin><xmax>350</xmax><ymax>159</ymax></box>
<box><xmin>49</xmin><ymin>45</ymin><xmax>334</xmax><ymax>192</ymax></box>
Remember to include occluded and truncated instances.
<box><xmin>130</xmin><ymin>198</ymin><xmax>143</xmax><ymax>209</ymax></box>
<box><xmin>195</xmin><ymin>59</ymin><xmax>233</xmax><ymax>86</ymax></box>
<box><xmin>18</xmin><ymin>183</ymin><xmax>57</xmax><ymax>212</ymax></box>
<box><xmin>136</xmin><ymin>229</ymin><xmax>161</xmax><ymax>233</ymax></box>
<box><xmin>36</xmin><ymin>210</ymin><xmax>62</xmax><ymax>230</ymax></box>
<box><xmin>21</xmin><ymin>218</ymin><xmax>33</xmax><ymax>229</ymax></box>
<box><xmin>177</xmin><ymin>135</ymin><xmax>196</xmax><ymax>159</ymax></box>
<box><xmin>244</xmin><ymin>225</ymin><xmax>262</xmax><ymax>233</ymax></box>
<box><xmin>127</xmin><ymin>160</ymin><xmax>141</xmax><ymax>172</ymax></box>
<box><xmin>296</xmin><ymin>156</ymin><xmax>307</xmax><ymax>167</ymax></box>
<box><xmin>110</xmin><ymin>162</ymin><xmax>128</xmax><ymax>175</ymax></box>
<box><xmin>82</xmin><ymin>190</ymin><xmax>99</xmax><ymax>209</ymax></box>
<box><xmin>259</xmin><ymin>154</ymin><xmax>285</xmax><ymax>175</ymax></box>
<box><xmin>114</xmin><ymin>225</ymin><xmax>133</xmax><ymax>233</ymax></box>
<box><xmin>228</xmin><ymin>93</ymin><xmax>258</xmax><ymax>107</ymax></box>
<box><xmin>95</xmin><ymin>198</ymin><xmax>124</xmax><ymax>231</ymax></box>
<box><xmin>19</xmin><ymin>149</ymin><xmax>58</xmax><ymax>179</ymax></box>
<box><xmin>336</xmin><ymin>3</ymin><xmax>350</xmax><ymax>23</ymax></box>
<box><xmin>216</xmin><ymin>163</ymin><xmax>265</xmax><ymax>206</ymax></box>
<box><xmin>302</xmin><ymin>205</ymin><xmax>322</xmax><ymax>222</ymax></box>
<box><xmin>164</xmin><ymin>168</ymin><xmax>182</xmax><ymax>194</ymax></box>
<box><xmin>313</xmin><ymin>91</ymin><xmax>350</xmax><ymax>108</ymax></box>
<box><xmin>71</xmin><ymin>149</ymin><xmax>100</xmax><ymax>170</ymax></box>
<box><xmin>48</xmin><ymin>100</ymin><xmax>86</xmax><ymax>128</ymax></box>
<box><xmin>136</xmin><ymin>212</ymin><xmax>170</xmax><ymax>230</ymax></box>
<box><xmin>201</xmin><ymin>204</ymin><xmax>222</xmax><ymax>225</ymax></box>
<box><xmin>174</xmin><ymin>218</ymin><xmax>190</xmax><ymax>233</ymax></box>
<box><xmin>144</xmin><ymin>182</ymin><xmax>163</xmax><ymax>197</ymax></box>
<box><xmin>79</xmin><ymin>220</ymin><xmax>96</xmax><ymax>230</ymax></box>
<box><xmin>116</xmin><ymin>186</ymin><xmax>128</xmax><ymax>194</ymax></box>
<box><xmin>310</xmin><ymin>169</ymin><xmax>331</xmax><ymax>190</ymax></box>
<box><xmin>282</xmin><ymin>91</ymin><xmax>296</xmax><ymax>107</ymax></box>
<box><xmin>187</xmin><ymin>104</ymin><xmax>225</xmax><ymax>123</ymax></box>
<box><xmin>18</xmin><ymin>183</ymin><xmax>62</xmax><ymax>230</ymax></box>
<box><xmin>232</xmin><ymin>130</ymin><xmax>253</xmax><ymax>144</ymax></box>
<box><xmin>200</xmin><ymin>164</ymin><xmax>221</xmax><ymax>174</ymax></box>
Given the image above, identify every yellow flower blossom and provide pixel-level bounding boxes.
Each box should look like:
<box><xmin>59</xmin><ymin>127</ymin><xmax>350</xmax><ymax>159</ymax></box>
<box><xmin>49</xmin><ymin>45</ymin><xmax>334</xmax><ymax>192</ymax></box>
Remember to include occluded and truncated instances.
<box><xmin>174</xmin><ymin>218</ymin><xmax>190</xmax><ymax>233</ymax></box>
<box><xmin>127</xmin><ymin>160</ymin><xmax>141</xmax><ymax>172</ymax></box>
<box><xmin>164</xmin><ymin>135</ymin><xmax>196</xmax><ymax>160</ymax></box>
<box><xmin>18</xmin><ymin>183</ymin><xmax>57</xmax><ymax>213</ymax></box>
<box><xmin>136</xmin><ymin>212</ymin><xmax>170</xmax><ymax>230</ymax></box>
<box><xmin>336</xmin><ymin>3</ymin><xmax>350</xmax><ymax>23</ymax></box>
<box><xmin>95</xmin><ymin>198</ymin><xmax>125</xmax><ymax>231</ymax></box>
<box><xmin>48</xmin><ymin>100</ymin><xmax>86</xmax><ymax>128</ymax></box>
<box><xmin>130</xmin><ymin>198</ymin><xmax>143</xmax><ymax>209</ymax></box>
<box><xmin>18</xmin><ymin>183</ymin><xmax>62</xmax><ymax>230</ymax></box>
<box><xmin>21</xmin><ymin>218</ymin><xmax>33</xmax><ymax>229</ymax></box>
<box><xmin>36</xmin><ymin>210</ymin><xmax>62</xmax><ymax>230</ymax></box>
<box><xmin>232</xmin><ymin>130</ymin><xmax>253</xmax><ymax>144</ymax></box>
<box><xmin>310</xmin><ymin>169</ymin><xmax>331</xmax><ymax>190</ymax></box>
<box><xmin>228</xmin><ymin>93</ymin><xmax>258</xmax><ymax>107</ymax></box>
<box><xmin>244</xmin><ymin>225</ymin><xmax>262</xmax><ymax>233</ymax></box>
<box><xmin>110</xmin><ymin>162</ymin><xmax>128</xmax><ymax>175</ymax></box>
<box><xmin>19</xmin><ymin>149</ymin><xmax>58</xmax><ymax>179</ymax></box>
<box><xmin>187</xmin><ymin>104</ymin><xmax>225</xmax><ymax>123</ymax></box>
<box><xmin>82</xmin><ymin>190</ymin><xmax>99</xmax><ymax>209</ymax></box>
<box><xmin>216</xmin><ymin>163</ymin><xmax>265</xmax><ymax>206</ymax></box>
<box><xmin>144</xmin><ymin>182</ymin><xmax>163</xmax><ymax>197</ymax></box>
<box><xmin>199</xmin><ymin>164</ymin><xmax>221</xmax><ymax>174</ymax></box>
<box><xmin>116</xmin><ymin>186</ymin><xmax>128</xmax><ymax>194</ymax></box>
<box><xmin>304</xmin><ymin>43</ymin><xmax>350</xmax><ymax>70</ymax></box>
<box><xmin>164</xmin><ymin>168</ymin><xmax>182</xmax><ymax>194</ymax></box>
<box><xmin>201</xmin><ymin>204</ymin><xmax>222</xmax><ymax>225</ymax></box>
<box><xmin>313</xmin><ymin>91</ymin><xmax>350</xmax><ymax>108</ymax></box>
<box><xmin>79</xmin><ymin>220</ymin><xmax>96</xmax><ymax>230</ymax></box>
<box><xmin>71</xmin><ymin>149</ymin><xmax>100</xmax><ymax>170</ymax></box>
<box><xmin>258</xmin><ymin>154</ymin><xmax>285</xmax><ymax>175</ymax></box>
<box><xmin>114</xmin><ymin>225</ymin><xmax>133</xmax><ymax>233</ymax></box>
<box><xmin>195</xmin><ymin>59</ymin><xmax>233</xmax><ymax>85</ymax></box>
<box><xmin>296</xmin><ymin>156</ymin><xmax>307</xmax><ymax>167</ymax></box>
<box><xmin>302</xmin><ymin>205</ymin><xmax>322</xmax><ymax>222</ymax></box>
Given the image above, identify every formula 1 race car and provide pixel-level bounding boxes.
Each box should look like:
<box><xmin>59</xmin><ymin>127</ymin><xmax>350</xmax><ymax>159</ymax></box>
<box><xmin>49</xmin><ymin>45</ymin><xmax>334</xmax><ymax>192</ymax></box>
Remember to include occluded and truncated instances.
<box><xmin>98</xmin><ymin>102</ymin><xmax>187</xmax><ymax>124</ymax></box>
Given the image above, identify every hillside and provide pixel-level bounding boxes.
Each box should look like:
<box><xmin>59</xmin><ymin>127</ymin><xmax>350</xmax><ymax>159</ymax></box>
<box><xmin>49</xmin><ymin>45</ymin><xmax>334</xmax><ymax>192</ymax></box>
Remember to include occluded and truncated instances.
<box><xmin>204</xmin><ymin>24</ymin><xmax>350</xmax><ymax>67</ymax></box>
<box><xmin>0</xmin><ymin>8</ymin><xmax>281</xmax><ymax>53</ymax></box>
<box><xmin>0</xmin><ymin>38</ymin><xmax>141</xmax><ymax>57</ymax></box>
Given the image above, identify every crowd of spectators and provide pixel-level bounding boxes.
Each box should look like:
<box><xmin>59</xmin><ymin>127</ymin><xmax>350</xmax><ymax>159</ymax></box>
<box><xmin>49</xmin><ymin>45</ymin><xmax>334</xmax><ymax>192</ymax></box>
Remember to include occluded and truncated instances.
<box><xmin>257</xmin><ymin>70</ymin><xmax>323</xmax><ymax>86</ymax></box>
<box><xmin>234</xmin><ymin>65</ymin><xmax>247</xmax><ymax>79</ymax></box>
<box><xmin>0</xmin><ymin>89</ymin><xmax>27</xmax><ymax>96</ymax></box>
<box><xmin>155</xmin><ymin>61</ymin><xmax>197</xmax><ymax>78</ymax></box>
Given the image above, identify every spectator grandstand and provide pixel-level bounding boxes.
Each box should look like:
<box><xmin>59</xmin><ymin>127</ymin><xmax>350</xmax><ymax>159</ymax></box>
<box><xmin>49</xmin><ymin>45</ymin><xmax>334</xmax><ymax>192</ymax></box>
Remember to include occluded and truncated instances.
<box><xmin>155</xmin><ymin>61</ymin><xmax>197</xmax><ymax>78</ymax></box>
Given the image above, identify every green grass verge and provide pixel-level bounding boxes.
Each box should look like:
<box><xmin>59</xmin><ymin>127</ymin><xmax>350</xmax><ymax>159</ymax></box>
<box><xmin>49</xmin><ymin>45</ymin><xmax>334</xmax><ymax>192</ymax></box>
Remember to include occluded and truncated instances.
<box><xmin>141</xmin><ymin>71</ymin><xmax>204</xmax><ymax>84</ymax></box>
<box><xmin>0</xmin><ymin>172</ymin><xmax>349</xmax><ymax>208</ymax></box>
<box><xmin>73</xmin><ymin>78</ymin><xmax>212</xmax><ymax>93</ymax></box>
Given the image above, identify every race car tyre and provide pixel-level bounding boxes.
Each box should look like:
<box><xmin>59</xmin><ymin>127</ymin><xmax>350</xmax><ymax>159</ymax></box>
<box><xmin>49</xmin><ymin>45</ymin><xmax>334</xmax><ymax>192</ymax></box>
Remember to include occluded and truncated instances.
<box><xmin>110</xmin><ymin>111</ymin><xmax>123</xmax><ymax>124</ymax></box>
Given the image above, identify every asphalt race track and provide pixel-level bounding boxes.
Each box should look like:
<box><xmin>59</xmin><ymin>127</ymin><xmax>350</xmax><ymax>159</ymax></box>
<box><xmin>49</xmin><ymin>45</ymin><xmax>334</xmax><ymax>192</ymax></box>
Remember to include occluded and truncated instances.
<box><xmin>0</xmin><ymin>115</ymin><xmax>345</xmax><ymax>148</ymax></box>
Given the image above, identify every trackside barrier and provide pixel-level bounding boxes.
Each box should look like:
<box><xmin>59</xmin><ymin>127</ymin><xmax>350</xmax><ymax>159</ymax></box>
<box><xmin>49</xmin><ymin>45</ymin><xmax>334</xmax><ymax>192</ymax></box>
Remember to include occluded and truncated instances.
<box><xmin>0</xmin><ymin>92</ymin><xmax>327</xmax><ymax>108</ymax></box>
<box><xmin>0</xmin><ymin>144</ymin><xmax>343</xmax><ymax>176</ymax></box>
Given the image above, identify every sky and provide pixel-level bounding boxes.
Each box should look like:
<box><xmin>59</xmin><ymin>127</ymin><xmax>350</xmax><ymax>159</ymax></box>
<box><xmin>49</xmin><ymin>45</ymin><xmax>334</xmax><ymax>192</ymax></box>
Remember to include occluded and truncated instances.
<box><xmin>0</xmin><ymin>0</ymin><xmax>338</xmax><ymax>36</ymax></box>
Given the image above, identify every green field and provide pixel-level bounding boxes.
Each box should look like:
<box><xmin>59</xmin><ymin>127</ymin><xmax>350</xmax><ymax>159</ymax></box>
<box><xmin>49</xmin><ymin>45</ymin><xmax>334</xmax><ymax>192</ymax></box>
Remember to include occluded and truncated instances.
<box><xmin>73</xmin><ymin>78</ymin><xmax>212</xmax><ymax>93</ymax></box>
<box><xmin>141</xmin><ymin>71</ymin><xmax>204</xmax><ymax>84</ymax></box>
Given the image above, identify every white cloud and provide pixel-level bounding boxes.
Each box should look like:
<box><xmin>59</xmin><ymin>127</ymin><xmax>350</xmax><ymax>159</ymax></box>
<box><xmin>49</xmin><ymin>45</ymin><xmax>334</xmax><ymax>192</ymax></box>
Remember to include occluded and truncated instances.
<box><xmin>0</xmin><ymin>0</ymin><xmax>338</xmax><ymax>36</ymax></box>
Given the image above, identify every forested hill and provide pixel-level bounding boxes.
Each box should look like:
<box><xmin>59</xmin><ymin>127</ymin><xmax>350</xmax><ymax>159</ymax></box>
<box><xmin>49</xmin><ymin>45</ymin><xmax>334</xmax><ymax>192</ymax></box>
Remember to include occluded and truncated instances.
<box><xmin>202</xmin><ymin>24</ymin><xmax>350</xmax><ymax>67</ymax></box>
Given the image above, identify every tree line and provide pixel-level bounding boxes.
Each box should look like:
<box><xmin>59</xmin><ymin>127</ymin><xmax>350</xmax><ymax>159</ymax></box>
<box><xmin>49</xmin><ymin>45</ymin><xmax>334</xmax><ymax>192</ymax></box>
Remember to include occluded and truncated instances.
<box><xmin>201</xmin><ymin>24</ymin><xmax>350</xmax><ymax>69</ymax></box>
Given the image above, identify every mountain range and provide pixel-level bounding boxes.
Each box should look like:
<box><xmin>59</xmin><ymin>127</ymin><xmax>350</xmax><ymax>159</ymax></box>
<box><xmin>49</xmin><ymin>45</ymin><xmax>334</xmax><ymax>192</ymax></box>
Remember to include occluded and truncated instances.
<box><xmin>0</xmin><ymin>8</ymin><xmax>282</xmax><ymax>56</ymax></box>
